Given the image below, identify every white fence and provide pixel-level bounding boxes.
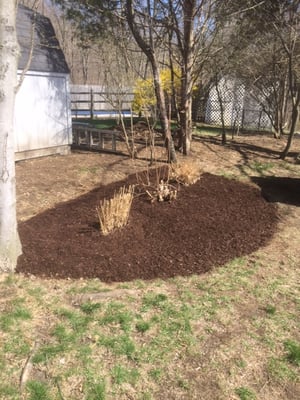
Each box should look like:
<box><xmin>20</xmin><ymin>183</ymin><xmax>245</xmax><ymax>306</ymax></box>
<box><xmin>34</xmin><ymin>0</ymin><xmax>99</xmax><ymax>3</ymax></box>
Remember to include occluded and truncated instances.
<box><xmin>71</xmin><ymin>82</ymin><xmax>273</xmax><ymax>131</ymax></box>
<box><xmin>204</xmin><ymin>78</ymin><xmax>272</xmax><ymax>131</ymax></box>
<box><xmin>70</xmin><ymin>84</ymin><xmax>134</xmax><ymax>119</ymax></box>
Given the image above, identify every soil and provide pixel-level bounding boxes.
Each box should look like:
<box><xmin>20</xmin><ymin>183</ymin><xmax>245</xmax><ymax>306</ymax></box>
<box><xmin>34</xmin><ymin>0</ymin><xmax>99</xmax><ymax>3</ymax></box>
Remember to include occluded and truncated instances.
<box><xmin>15</xmin><ymin>133</ymin><xmax>300</xmax><ymax>282</ymax></box>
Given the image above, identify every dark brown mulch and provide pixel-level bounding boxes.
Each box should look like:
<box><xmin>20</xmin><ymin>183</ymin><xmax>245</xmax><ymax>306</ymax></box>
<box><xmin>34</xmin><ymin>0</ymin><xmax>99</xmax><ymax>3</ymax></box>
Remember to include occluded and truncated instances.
<box><xmin>16</xmin><ymin>169</ymin><xmax>278</xmax><ymax>282</ymax></box>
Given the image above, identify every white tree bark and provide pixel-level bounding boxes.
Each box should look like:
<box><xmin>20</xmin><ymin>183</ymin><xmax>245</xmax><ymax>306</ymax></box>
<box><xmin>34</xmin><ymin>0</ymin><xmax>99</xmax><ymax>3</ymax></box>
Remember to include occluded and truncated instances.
<box><xmin>0</xmin><ymin>0</ymin><xmax>22</xmax><ymax>272</ymax></box>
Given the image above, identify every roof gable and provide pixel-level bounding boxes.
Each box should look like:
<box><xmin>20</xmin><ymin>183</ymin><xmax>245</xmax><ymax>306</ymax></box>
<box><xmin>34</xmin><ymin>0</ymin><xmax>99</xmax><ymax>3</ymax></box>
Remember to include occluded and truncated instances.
<box><xmin>17</xmin><ymin>5</ymin><xmax>69</xmax><ymax>74</ymax></box>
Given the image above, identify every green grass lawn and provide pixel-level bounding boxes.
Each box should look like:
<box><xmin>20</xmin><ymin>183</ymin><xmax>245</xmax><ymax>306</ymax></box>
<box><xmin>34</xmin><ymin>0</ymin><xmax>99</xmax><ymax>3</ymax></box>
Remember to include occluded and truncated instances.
<box><xmin>2</xmin><ymin>134</ymin><xmax>300</xmax><ymax>399</ymax></box>
<box><xmin>0</xmin><ymin>251</ymin><xmax>299</xmax><ymax>400</ymax></box>
<box><xmin>72</xmin><ymin>118</ymin><xmax>121</xmax><ymax>129</ymax></box>
<box><xmin>72</xmin><ymin>117</ymin><xmax>189</xmax><ymax>132</ymax></box>
<box><xmin>72</xmin><ymin>117</ymin><xmax>273</xmax><ymax>140</ymax></box>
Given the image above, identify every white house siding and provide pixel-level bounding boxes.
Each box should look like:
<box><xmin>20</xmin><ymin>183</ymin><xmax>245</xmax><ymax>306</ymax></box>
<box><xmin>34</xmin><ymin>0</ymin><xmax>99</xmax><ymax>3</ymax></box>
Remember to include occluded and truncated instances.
<box><xmin>14</xmin><ymin>71</ymin><xmax>72</xmax><ymax>160</ymax></box>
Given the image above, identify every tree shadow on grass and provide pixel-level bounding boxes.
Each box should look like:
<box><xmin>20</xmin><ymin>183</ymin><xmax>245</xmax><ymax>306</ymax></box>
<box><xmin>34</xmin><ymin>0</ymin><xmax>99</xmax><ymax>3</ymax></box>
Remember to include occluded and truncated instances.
<box><xmin>194</xmin><ymin>134</ymin><xmax>282</xmax><ymax>160</ymax></box>
<box><xmin>251</xmin><ymin>176</ymin><xmax>300</xmax><ymax>206</ymax></box>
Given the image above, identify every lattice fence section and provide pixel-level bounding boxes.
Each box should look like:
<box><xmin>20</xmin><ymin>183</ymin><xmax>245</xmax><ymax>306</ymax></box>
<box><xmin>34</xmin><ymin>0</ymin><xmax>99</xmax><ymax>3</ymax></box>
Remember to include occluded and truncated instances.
<box><xmin>195</xmin><ymin>78</ymin><xmax>272</xmax><ymax>131</ymax></box>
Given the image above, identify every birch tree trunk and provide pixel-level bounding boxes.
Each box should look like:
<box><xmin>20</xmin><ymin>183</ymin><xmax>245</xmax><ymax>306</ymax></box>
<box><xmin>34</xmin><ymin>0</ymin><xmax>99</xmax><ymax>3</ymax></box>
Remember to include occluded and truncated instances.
<box><xmin>0</xmin><ymin>0</ymin><xmax>22</xmax><ymax>272</ymax></box>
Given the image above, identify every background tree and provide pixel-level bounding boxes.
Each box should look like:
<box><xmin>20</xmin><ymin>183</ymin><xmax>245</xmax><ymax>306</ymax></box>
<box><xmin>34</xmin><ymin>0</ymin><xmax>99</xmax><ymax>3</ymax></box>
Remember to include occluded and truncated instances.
<box><xmin>165</xmin><ymin>0</ymin><xmax>217</xmax><ymax>154</ymax></box>
<box><xmin>125</xmin><ymin>0</ymin><xmax>177</xmax><ymax>161</ymax></box>
<box><xmin>217</xmin><ymin>0</ymin><xmax>300</xmax><ymax>157</ymax></box>
<box><xmin>125</xmin><ymin>0</ymin><xmax>219</xmax><ymax>156</ymax></box>
<box><xmin>50</xmin><ymin>0</ymin><xmax>299</xmax><ymax>160</ymax></box>
<box><xmin>0</xmin><ymin>0</ymin><xmax>22</xmax><ymax>272</ymax></box>
<box><xmin>51</xmin><ymin>0</ymin><xmax>219</xmax><ymax>158</ymax></box>
<box><xmin>273</xmin><ymin>0</ymin><xmax>300</xmax><ymax>159</ymax></box>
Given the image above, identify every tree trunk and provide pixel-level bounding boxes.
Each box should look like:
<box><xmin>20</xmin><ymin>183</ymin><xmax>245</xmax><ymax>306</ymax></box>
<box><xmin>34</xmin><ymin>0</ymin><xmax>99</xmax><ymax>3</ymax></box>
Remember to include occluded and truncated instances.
<box><xmin>280</xmin><ymin>88</ymin><xmax>300</xmax><ymax>160</ymax></box>
<box><xmin>151</xmin><ymin>60</ymin><xmax>176</xmax><ymax>162</ymax></box>
<box><xmin>179</xmin><ymin>55</ymin><xmax>193</xmax><ymax>153</ymax></box>
<box><xmin>179</xmin><ymin>91</ymin><xmax>193</xmax><ymax>154</ymax></box>
<box><xmin>125</xmin><ymin>0</ymin><xmax>176</xmax><ymax>162</ymax></box>
<box><xmin>178</xmin><ymin>0</ymin><xmax>196</xmax><ymax>156</ymax></box>
<box><xmin>168</xmin><ymin>31</ymin><xmax>180</xmax><ymax>125</ymax></box>
<box><xmin>0</xmin><ymin>0</ymin><xmax>22</xmax><ymax>272</ymax></box>
<box><xmin>215</xmin><ymin>76</ymin><xmax>227</xmax><ymax>145</ymax></box>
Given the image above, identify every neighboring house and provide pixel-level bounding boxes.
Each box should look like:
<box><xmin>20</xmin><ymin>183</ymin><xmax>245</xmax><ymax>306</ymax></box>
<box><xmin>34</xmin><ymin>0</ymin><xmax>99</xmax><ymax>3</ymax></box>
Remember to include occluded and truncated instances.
<box><xmin>14</xmin><ymin>5</ymin><xmax>72</xmax><ymax>161</ymax></box>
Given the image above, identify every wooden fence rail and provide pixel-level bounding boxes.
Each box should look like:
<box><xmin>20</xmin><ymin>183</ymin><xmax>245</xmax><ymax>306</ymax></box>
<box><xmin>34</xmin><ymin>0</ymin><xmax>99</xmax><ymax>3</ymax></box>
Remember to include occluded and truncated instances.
<box><xmin>70</xmin><ymin>89</ymin><xmax>134</xmax><ymax>119</ymax></box>
<box><xmin>72</xmin><ymin>123</ymin><xmax>122</xmax><ymax>153</ymax></box>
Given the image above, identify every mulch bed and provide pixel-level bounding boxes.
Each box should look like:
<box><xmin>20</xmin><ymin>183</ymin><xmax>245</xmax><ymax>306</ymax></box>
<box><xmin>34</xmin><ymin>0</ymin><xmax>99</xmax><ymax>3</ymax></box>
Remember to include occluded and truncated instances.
<box><xmin>16</xmin><ymin>168</ymin><xmax>279</xmax><ymax>282</ymax></box>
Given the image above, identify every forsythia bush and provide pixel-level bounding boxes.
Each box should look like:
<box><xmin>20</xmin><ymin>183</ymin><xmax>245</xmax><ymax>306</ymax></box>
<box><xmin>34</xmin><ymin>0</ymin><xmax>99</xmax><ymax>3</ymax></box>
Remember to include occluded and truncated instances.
<box><xmin>132</xmin><ymin>68</ymin><xmax>181</xmax><ymax>113</ymax></box>
<box><xmin>132</xmin><ymin>77</ymin><xmax>156</xmax><ymax>114</ymax></box>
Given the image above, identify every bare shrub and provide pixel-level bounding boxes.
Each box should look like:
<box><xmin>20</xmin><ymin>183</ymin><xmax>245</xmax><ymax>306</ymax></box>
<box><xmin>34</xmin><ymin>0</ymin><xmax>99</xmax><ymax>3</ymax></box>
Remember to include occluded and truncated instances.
<box><xmin>135</xmin><ymin>166</ymin><xmax>177</xmax><ymax>202</ymax></box>
<box><xmin>171</xmin><ymin>160</ymin><xmax>201</xmax><ymax>186</ymax></box>
<box><xmin>155</xmin><ymin>180</ymin><xmax>177</xmax><ymax>202</ymax></box>
<box><xmin>96</xmin><ymin>185</ymin><xmax>134</xmax><ymax>235</ymax></box>
<box><xmin>134</xmin><ymin>161</ymin><xmax>199</xmax><ymax>204</ymax></box>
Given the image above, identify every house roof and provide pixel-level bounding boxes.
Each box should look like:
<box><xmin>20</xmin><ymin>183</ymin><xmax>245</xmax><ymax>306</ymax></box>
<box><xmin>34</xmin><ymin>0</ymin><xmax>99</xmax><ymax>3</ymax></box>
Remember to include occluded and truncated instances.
<box><xmin>17</xmin><ymin>5</ymin><xmax>70</xmax><ymax>74</ymax></box>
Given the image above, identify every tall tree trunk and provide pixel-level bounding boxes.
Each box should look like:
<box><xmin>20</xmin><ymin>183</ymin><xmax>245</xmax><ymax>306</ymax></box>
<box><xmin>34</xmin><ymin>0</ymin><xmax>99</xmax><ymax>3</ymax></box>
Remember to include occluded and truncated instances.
<box><xmin>179</xmin><ymin>66</ymin><xmax>193</xmax><ymax>154</ymax></box>
<box><xmin>215</xmin><ymin>76</ymin><xmax>227</xmax><ymax>145</ymax></box>
<box><xmin>280</xmin><ymin>88</ymin><xmax>300</xmax><ymax>159</ymax></box>
<box><xmin>168</xmin><ymin>31</ymin><xmax>180</xmax><ymax>125</ymax></box>
<box><xmin>179</xmin><ymin>95</ymin><xmax>193</xmax><ymax>154</ymax></box>
<box><xmin>0</xmin><ymin>0</ymin><xmax>22</xmax><ymax>272</ymax></box>
<box><xmin>279</xmin><ymin>73</ymin><xmax>290</xmax><ymax>135</ymax></box>
<box><xmin>179</xmin><ymin>0</ymin><xmax>196</xmax><ymax>155</ymax></box>
<box><xmin>125</xmin><ymin>0</ymin><xmax>176</xmax><ymax>162</ymax></box>
<box><xmin>151</xmin><ymin>56</ymin><xmax>176</xmax><ymax>162</ymax></box>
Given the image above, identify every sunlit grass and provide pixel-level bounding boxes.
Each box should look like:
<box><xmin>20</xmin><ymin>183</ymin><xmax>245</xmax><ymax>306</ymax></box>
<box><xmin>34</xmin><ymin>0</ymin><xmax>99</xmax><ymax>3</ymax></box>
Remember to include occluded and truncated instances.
<box><xmin>0</xmin><ymin>241</ymin><xmax>298</xmax><ymax>400</ymax></box>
